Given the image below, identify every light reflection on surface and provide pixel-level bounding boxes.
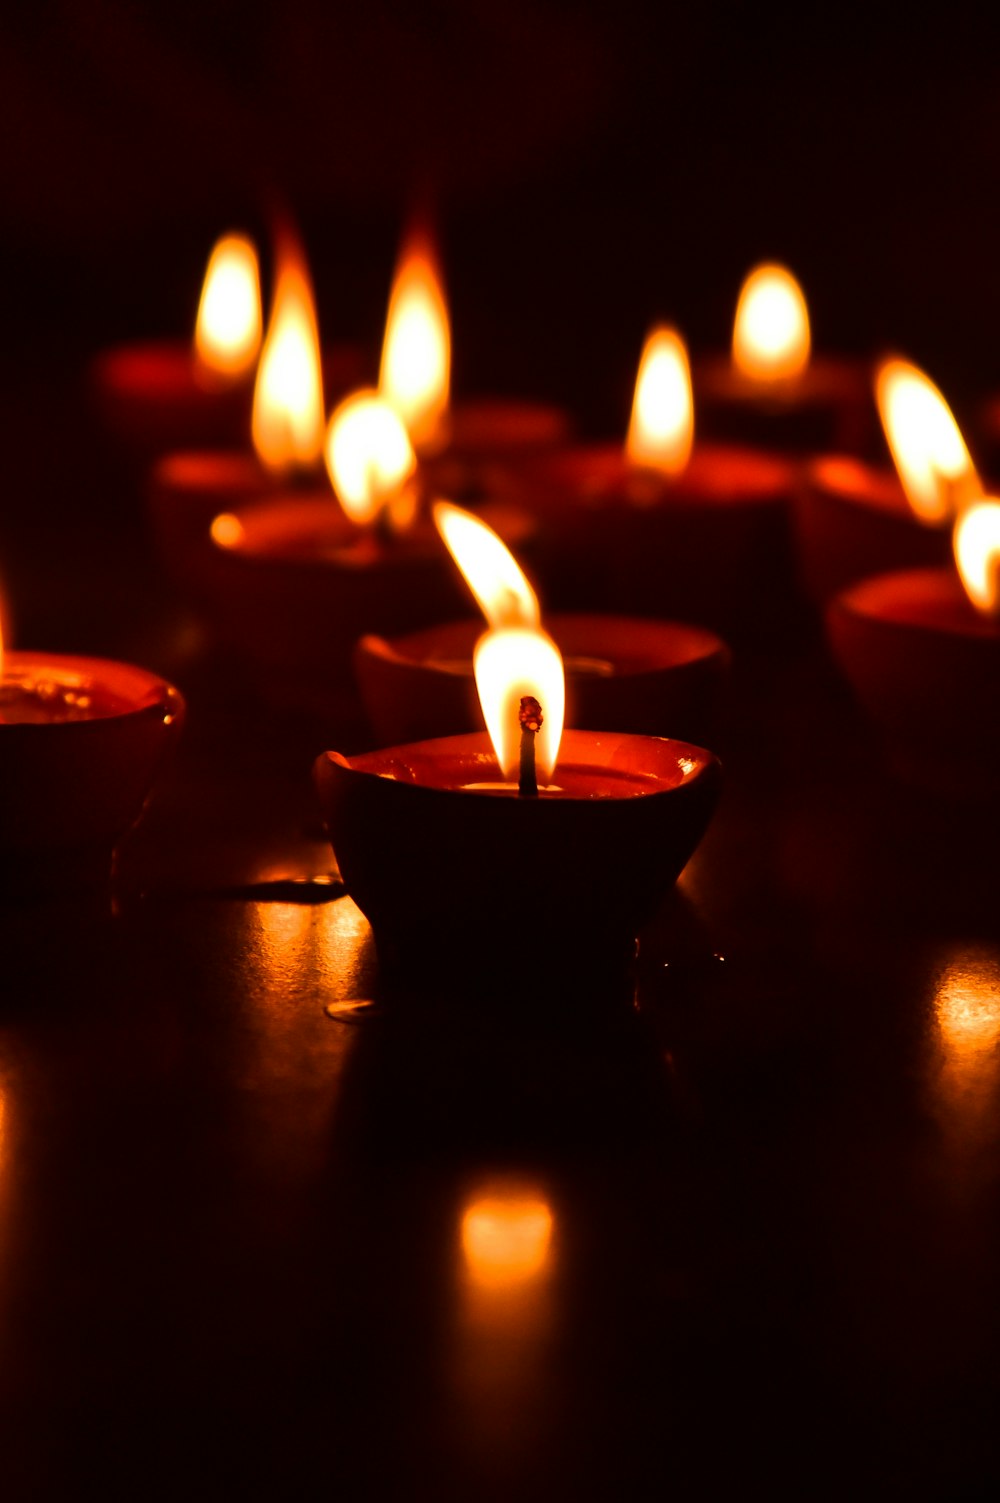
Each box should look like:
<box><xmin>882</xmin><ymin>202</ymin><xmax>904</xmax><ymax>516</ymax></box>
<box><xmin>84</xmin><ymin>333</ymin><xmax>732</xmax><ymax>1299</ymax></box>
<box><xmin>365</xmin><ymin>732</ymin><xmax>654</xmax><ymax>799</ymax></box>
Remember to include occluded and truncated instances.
<box><xmin>932</xmin><ymin>947</ymin><xmax>1000</xmax><ymax>1138</ymax></box>
<box><xmin>461</xmin><ymin>1186</ymin><xmax>554</xmax><ymax>1290</ymax></box>
<box><xmin>253</xmin><ymin>898</ymin><xmax>371</xmax><ymax>1001</ymax></box>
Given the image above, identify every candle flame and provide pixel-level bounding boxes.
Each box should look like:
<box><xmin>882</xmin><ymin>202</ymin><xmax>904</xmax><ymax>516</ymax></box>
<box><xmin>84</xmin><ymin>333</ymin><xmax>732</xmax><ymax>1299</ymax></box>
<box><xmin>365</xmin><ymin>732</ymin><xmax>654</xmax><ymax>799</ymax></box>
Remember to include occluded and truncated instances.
<box><xmin>379</xmin><ymin>235</ymin><xmax>450</xmax><ymax>450</ymax></box>
<box><xmin>194</xmin><ymin>233</ymin><xmax>262</xmax><ymax>378</ymax></box>
<box><xmin>251</xmin><ymin>249</ymin><xmax>325</xmax><ymax>472</ymax></box>
<box><xmin>433</xmin><ymin>501</ymin><xmax>540</xmax><ymax>630</ymax></box>
<box><xmin>461</xmin><ymin>1189</ymin><xmax>553</xmax><ymax>1289</ymax></box>
<box><xmin>474</xmin><ymin>627</ymin><xmax>564</xmax><ymax>781</ymax></box>
<box><xmin>876</xmin><ymin>358</ymin><xmax>981</xmax><ymax>524</ymax></box>
<box><xmin>324</xmin><ymin>389</ymin><xmax>418</xmax><ymax>527</ymax></box>
<box><xmin>625</xmin><ymin>327</ymin><xmax>694</xmax><ymax>476</ymax></box>
<box><xmin>732</xmin><ymin>262</ymin><xmax>810</xmax><ymax>381</ymax></box>
<box><xmin>954</xmin><ymin>499</ymin><xmax>1000</xmax><ymax>616</ymax></box>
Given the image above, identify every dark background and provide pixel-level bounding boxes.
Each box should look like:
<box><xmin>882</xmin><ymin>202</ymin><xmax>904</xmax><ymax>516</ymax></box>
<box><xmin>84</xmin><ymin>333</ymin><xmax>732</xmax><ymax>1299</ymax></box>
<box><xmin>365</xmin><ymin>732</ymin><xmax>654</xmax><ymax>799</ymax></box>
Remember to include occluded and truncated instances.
<box><xmin>3</xmin><ymin>1</ymin><xmax>1000</xmax><ymax>413</ymax></box>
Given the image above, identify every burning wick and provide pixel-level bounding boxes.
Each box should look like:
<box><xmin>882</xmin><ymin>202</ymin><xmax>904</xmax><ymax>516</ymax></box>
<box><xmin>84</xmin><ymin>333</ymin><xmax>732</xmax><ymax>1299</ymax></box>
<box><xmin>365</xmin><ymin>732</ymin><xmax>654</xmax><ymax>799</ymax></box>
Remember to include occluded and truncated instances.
<box><xmin>518</xmin><ymin>695</ymin><xmax>543</xmax><ymax>797</ymax></box>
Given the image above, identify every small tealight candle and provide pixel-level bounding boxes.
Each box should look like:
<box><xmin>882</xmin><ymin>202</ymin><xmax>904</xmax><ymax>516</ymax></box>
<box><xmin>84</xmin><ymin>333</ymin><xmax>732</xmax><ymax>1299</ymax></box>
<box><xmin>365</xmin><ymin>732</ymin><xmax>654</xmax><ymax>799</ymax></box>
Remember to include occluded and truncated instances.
<box><xmin>0</xmin><ymin>637</ymin><xmax>184</xmax><ymax>895</ymax></box>
<box><xmin>827</xmin><ymin>500</ymin><xmax>1000</xmax><ymax>790</ymax></box>
<box><xmin>519</xmin><ymin>326</ymin><xmax>797</xmax><ymax>640</ymax></box>
<box><xmin>793</xmin><ymin>357</ymin><xmax>982</xmax><ymax>602</ymax></box>
<box><xmin>693</xmin><ymin>262</ymin><xmax>871</xmax><ymax>454</ymax></box>
<box><xmin>315</xmin><ymin>620</ymin><xmax>720</xmax><ymax>999</ymax></box>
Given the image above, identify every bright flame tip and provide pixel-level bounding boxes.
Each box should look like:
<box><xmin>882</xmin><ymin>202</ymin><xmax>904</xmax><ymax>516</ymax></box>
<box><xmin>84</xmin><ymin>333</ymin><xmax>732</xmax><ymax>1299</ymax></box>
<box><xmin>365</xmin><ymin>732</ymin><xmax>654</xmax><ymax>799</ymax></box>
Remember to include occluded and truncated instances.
<box><xmin>195</xmin><ymin>233</ymin><xmax>262</xmax><ymax>378</ymax></box>
<box><xmin>625</xmin><ymin>326</ymin><xmax>694</xmax><ymax>476</ymax></box>
<box><xmin>434</xmin><ymin>501</ymin><xmax>540</xmax><ymax>630</ymax></box>
<box><xmin>876</xmin><ymin>357</ymin><xmax>981</xmax><ymax>524</ymax></box>
<box><xmin>473</xmin><ymin>626</ymin><xmax>565</xmax><ymax>781</ymax></box>
<box><xmin>954</xmin><ymin>498</ymin><xmax>1000</xmax><ymax>616</ymax></box>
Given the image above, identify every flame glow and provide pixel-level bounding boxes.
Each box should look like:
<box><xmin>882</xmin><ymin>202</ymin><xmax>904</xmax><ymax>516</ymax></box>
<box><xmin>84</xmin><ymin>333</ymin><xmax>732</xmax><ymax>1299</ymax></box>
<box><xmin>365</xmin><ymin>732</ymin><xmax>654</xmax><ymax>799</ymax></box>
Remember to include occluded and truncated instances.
<box><xmin>251</xmin><ymin>252</ymin><xmax>325</xmax><ymax>471</ymax></box>
<box><xmin>954</xmin><ymin>499</ymin><xmax>1000</xmax><ymax>616</ymax></box>
<box><xmin>210</xmin><ymin>512</ymin><xmax>246</xmax><ymax>550</ymax></box>
<box><xmin>194</xmin><ymin>234</ymin><xmax>262</xmax><ymax>378</ymax></box>
<box><xmin>473</xmin><ymin>627</ymin><xmax>564</xmax><ymax>781</ymax></box>
<box><xmin>379</xmin><ymin>239</ymin><xmax>450</xmax><ymax>449</ymax></box>
<box><xmin>732</xmin><ymin>263</ymin><xmax>810</xmax><ymax>381</ymax></box>
<box><xmin>461</xmin><ymin>1190</ymin><xmax>554</xmax><ymax>1289</ymax></box>
<box><xmin>324</xmin><ymin>389</ymin><xmax>418</xmax><ymax>526</ymax></box>
<box><xmin>933</xmin><ymin>949</ymin><xmax>1000</xmax><ymax>1136</ymax></box>
<box><xmin>625</xmin><ymin>327</ymin><xmax>694</xmax><ymax>476</ymax></box>
<box><xmin>433</xmin><ymin>501</ymin><xmax>540</xmax><ymax>630</ymax></box>
<box><xmin>876</xmin><ymin>358</ymin><xmax>981</xmax><ymax>524</ymax></box>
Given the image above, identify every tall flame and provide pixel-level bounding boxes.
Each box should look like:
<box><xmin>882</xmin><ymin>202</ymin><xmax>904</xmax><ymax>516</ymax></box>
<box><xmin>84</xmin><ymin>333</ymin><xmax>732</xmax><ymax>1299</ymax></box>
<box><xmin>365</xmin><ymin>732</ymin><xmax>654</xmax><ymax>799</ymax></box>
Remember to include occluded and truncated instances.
<box><xmin>732</xmin><ymin>263</ymin><xmax>810</xmax><ymax>381</ymax></box>
<box><xmin>876</xmin><ymin>358</ymin><xmax>981</xmax><ymax>524</ymax></box>
<box><xmin>433</xmin><ymin>501</ymin><xmax>540</xmax><ymax>630</ymax></box>
<box><xmin>194</xmin><ymin>233</ymin><xmax>262</xmax><ymax>378</ymax></box>
<box><xmin>461</xmin><ymin>1188</ymin><xmax>554</xmax><ymax>1289</ymax></box>
<box><xmin>379</xmin><ymin>236</ymin><xmax>450</xmax><ymax>450</ymax></box>
<box><xmin>473</xmin><ymin>627</ymin><xmax>564</xmax><ymax>782</ymax></box>
<box><xmin>251</xmin><ymin>250</ymin><xmax>325</xmax><ymax>472</ymax></box>
<box><xmin>625</xmin><ymin>327</ymin><xmax>694</xmax><ymax>476</ymax></box>
<box><xmin>954</xmin><ymin>499</ymin><xmax>1000</xmax><ymax>616</ymax></box>
<box><xmin>324</xmin><ymin>389</ymin><xmax>418</xmax><ymax>526</ymax></box>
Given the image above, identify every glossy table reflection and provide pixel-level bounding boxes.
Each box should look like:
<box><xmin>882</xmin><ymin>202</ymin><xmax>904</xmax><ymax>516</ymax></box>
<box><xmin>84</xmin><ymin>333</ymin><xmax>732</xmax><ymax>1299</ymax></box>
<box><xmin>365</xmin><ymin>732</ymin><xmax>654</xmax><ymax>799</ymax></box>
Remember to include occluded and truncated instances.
<box><xmin>1</xmin><ymin>363</ymin><xmax>1000</xmax><ymax>1500</ymax></box>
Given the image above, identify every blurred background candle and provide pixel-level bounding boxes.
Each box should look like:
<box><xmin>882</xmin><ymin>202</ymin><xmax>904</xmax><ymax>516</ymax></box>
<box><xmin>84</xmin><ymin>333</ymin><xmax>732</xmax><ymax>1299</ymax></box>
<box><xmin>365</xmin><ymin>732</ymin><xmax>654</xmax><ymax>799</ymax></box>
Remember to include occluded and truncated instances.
<box><xmin>793</xmin><ymin>356</ymin><xmax>981</xmax><ymax>603</ymax></box>
<box><xmin>693</xmin><ymin>261</ymin><xmax>872</xmax><ymax>454</ymax></box>
<box><xmin>90</xmin><ymin>231</ymin><xmax>264</xmax><ymax>458</ymax></box>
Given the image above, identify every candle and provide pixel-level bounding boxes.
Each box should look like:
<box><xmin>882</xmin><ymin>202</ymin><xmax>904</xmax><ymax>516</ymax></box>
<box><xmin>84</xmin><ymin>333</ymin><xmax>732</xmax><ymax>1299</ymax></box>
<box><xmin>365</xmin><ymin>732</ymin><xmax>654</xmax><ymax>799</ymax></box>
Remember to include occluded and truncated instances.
<box><xmin>91</xmin><ymin>232</ymin><xmax>264</xmax><ymax>456</ymax></box>
<box><xmin>793</xmin><ymin>357</ymin><xmax>981</xmax><ymax>602</ymax></box>
<box><xmin>378</xmin><ymin>229</ymin><xmax>570</xmax><ymax>491</ymax></box>
<box><xmin>354</xmin><ymin>502</ymin><xmax>729</xmax><ymax>745</ymax></box>
<box><xmin>826</xmin><ymin>500</ymin><xmax>1000</xmax><ymax>790</ymax></box>
<box><xmin>519</xmin><ymin>326</ymin><xmax>797</xmax><ymax>641</ymax></box>
<box><xmin>0</xmin><ymin>641</ymin><xmax>184</xmax><ymax>895</ymax></box>
<box><xmin>693</xmin><ymin>262</ymin><xmax>872</xmax><ymax>454</ymax></box>
<box><xmin>314</xmin><ymin>616</ymin><xmax>720</xmax><ymax>998</ymax></box>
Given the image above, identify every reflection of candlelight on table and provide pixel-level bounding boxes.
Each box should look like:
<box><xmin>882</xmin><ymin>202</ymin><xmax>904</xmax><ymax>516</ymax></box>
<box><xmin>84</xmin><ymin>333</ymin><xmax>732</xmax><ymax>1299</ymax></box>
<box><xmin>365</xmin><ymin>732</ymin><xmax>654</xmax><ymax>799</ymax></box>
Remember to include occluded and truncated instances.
<box><xmin>932</xmin><ymin>948</ymin><xmax>1000</xmax><ymax>1140</ymax></box>
<box><xmin>461</xmin><ymin>1183</ymin><xmax>554</xmax><ymax>1292</ymax></box>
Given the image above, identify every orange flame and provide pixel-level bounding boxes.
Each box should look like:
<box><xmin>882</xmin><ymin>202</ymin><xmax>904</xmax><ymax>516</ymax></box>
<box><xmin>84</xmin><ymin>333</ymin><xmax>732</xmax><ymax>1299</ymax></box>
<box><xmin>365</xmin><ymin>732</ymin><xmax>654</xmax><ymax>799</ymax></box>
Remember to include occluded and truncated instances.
<box><xmin>954</xmin><ymin>499</ymin><xmax>1000</xmax><ymax>616</ymax></box>
<box><xmin>461</xmin><ymin>1188</ymin><xmax>553</xmax><ymax>1289</ymax></box>
<box><xmin>251</xmin><ymin>250</ymin><xmax>325</xmax><ymax>472</ymax></box>
<box><xmin>379</xmin><ymin>236</ymin><xmax>450</xmax><ymax>450</ymax></box>
<box><xmin>876</xmin><ymin>358</ymin><xmax>981</xmax><ymax>524</ymax></box>
<box><xmin>732</xmin><ymin>263</ymin><xmax>810</xmax><ymax>381</ymax></box>
<box><xmin>324</xmin><ymin>389</ymin><xmax>418</xmax><ymax>527</ymax></box>
<box><xmin>473</xmin><ymin>627</ymin><xmax>564</xmax><ymax>781</ymax></box>
<box><xmin>194</xmin><ymin>233</ymin><xmax>262</xmax><ymax>378</ymax></box>
<box><xmin>433</xmin><ymin>501</ymin><xmax>540</xmax><ymax>630</ymax></box>
<box><xmin>625</xmin><ymin>327</ymin><xmax>694</xmax><ymax>476</ymax></box>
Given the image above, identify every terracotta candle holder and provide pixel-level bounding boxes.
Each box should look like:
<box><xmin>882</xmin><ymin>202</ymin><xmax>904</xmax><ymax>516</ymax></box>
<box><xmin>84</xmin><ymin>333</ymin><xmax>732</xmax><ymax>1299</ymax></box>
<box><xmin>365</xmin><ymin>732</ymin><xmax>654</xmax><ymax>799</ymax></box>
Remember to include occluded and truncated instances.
<box><xmin>314</xmin><ymin>728</ymin><xmax>721</xmax><ymax>1001</ymax></box>
<box><xmin>520</xmin><ymin>442</ymin><xmax>798</xmax><ymax>641</ymax></box>
<box><xmin>826</xmin><ymin>568</ymin><xmax>1000</xmax><ymax>791</ymax></box>
<box><xmin>792</xmin><ymin>455</ymin><xmax>952</xmax><ymax>603</ymax></box>
<box><xmin>0</xmin><ymin>653</ymin><xmax>184</xmax><ymax>896</ymax></box>
<box><xmin>354</xmin><ymin>612</ymin><xmax>730</xmax><ymax>748</ymax></box>
<box><xmin>693</xmin><ymin>354</ymin><xmax>872</xmax><ymax>455</ymax></box>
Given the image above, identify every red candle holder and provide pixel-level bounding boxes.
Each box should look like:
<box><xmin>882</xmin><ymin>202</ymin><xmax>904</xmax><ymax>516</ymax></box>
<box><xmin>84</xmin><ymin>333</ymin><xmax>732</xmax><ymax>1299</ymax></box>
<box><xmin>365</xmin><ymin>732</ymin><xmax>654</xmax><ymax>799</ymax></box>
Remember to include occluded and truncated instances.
<box><xmin>0</xmin><ymin>653</ymin><xmax>184</xmax><ymax>895</ymax></box>
<box><xmin>793</xmin><ymin>455</ymin><xmax>951</xmax><ymax>604</ymax></box>
<box><xmin>520</xmin><ymin>442</ymin><xmax>798</xmax><ymax>640</ymax></box>
<box><xmin>205</xmin><ymin>495</ymin><xmax>536</xmax><ymax>712</ymax></box>
<box><xmin>693</xmin><ymin>355</ymin><xmax>873</xmax><ymax>455</ymax></box>
<box><xmin>826</xmin><ymin>568</ymin><xmax>1000</xmax><ymax>791</ymax></box>
<box><xmin>314</xmin><ymin>728</ymin><xmax>721</xmax><ymax>1001</ymax></box>
<box><xmin>354</xmin><ymin>613</ymin><xmax>730</xmax><ymax>748</ymax></box>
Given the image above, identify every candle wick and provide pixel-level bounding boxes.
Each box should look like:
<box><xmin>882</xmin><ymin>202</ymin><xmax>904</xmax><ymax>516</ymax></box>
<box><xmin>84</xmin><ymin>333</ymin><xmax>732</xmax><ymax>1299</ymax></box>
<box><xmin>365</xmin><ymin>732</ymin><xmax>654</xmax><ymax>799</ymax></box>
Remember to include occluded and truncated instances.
<box><xmin>518</xmin><ymin>695</ymin><xmax>543</xmax><ymax>797</ymax></box>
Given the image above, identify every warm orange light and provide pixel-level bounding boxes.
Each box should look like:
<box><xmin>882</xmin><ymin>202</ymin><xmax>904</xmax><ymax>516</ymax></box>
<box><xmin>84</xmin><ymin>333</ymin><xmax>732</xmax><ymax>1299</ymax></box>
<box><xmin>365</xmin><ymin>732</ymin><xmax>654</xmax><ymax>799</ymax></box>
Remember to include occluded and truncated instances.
<box><xmin>473</xmin><ymin>627</ymin><xmax>564</xmax><ymax>781</ymax></box>
<box><xmin>251</xmin><ymin>251</ymin><xmax>325</xmax><ymax>472</ymax></box>
<box><xmin>433</xmin><ymin>501</ymin><xmax>540</xmax><ymax>630</ymax></box>
<box><xmin>461</xmin><ymin>1189</ymin><xmax>553</xmax><ymax>1289</ymax></box>
<box><xmin>732</xmin><ymin>263</ymin><xmax>810</xmax><ymax>381</ymax></box>
<box><xmin>625</xmin><ymin>326</ymin><xmax>694</xmax><ymax>477</ymax></box>
<box><xmin>379</xmin><ymin>237</ymin><xmax>450</xmax><ymax>450</ymax></box>
<box><xmin>933</xmin><ymin>949</ymin><xmax>1000</xmax><ymax>1133</ymax></box>
<box><xmin>954</xmin><ymin>499</ymin><xmax>1000</xmax><ymax>616</ymax></box>
<box><xmin>876</xmin><ymin>358</ymin><xmax>981</xmax><ymax>524</ymax></box>
<box><xmin>210</xmin><ymin>512</ymin><xmax>246</xmax><ymax>550</ymax></box>
<box><xmin>194</xmin><ymin>234</ymin><xmax>262</xmax><ymax>378</ymax></box>
<box><xmin>324</xmin><ymin>389</ymin><xmax>418</xmax><ymax>527</ymax></box>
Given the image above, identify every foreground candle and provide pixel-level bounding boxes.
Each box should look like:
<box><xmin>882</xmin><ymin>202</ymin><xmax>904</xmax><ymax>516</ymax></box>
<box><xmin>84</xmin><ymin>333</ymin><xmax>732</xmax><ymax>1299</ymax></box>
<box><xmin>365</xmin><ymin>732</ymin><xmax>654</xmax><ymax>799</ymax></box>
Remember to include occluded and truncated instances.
<box><xmin>693</xmin><ymin>262</ymin><xmax>871</xmax><ymax>454</ymax></box>
<box><xmin>0</xmin><ymin>649</ymin><xmax>184</xmax><ymax>894</ymax></box>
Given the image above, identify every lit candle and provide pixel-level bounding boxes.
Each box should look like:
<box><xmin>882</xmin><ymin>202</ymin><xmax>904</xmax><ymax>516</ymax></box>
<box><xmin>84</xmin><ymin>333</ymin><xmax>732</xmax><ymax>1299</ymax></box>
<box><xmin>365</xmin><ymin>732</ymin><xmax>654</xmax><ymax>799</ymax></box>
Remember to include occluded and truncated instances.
<box><xmin>693</xmin><ymin>262</ymin><xmax>871</xmax><ymax>453</ymax></box>
<box><xmin>793</xmin><ymin>357</ymin><xmax>981</xmax><ymax>602</ymax></box>
<box><xmin>354</xmin><ymin>501</ymin><xmax>729</xmax><ymax>747</ymax></box>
